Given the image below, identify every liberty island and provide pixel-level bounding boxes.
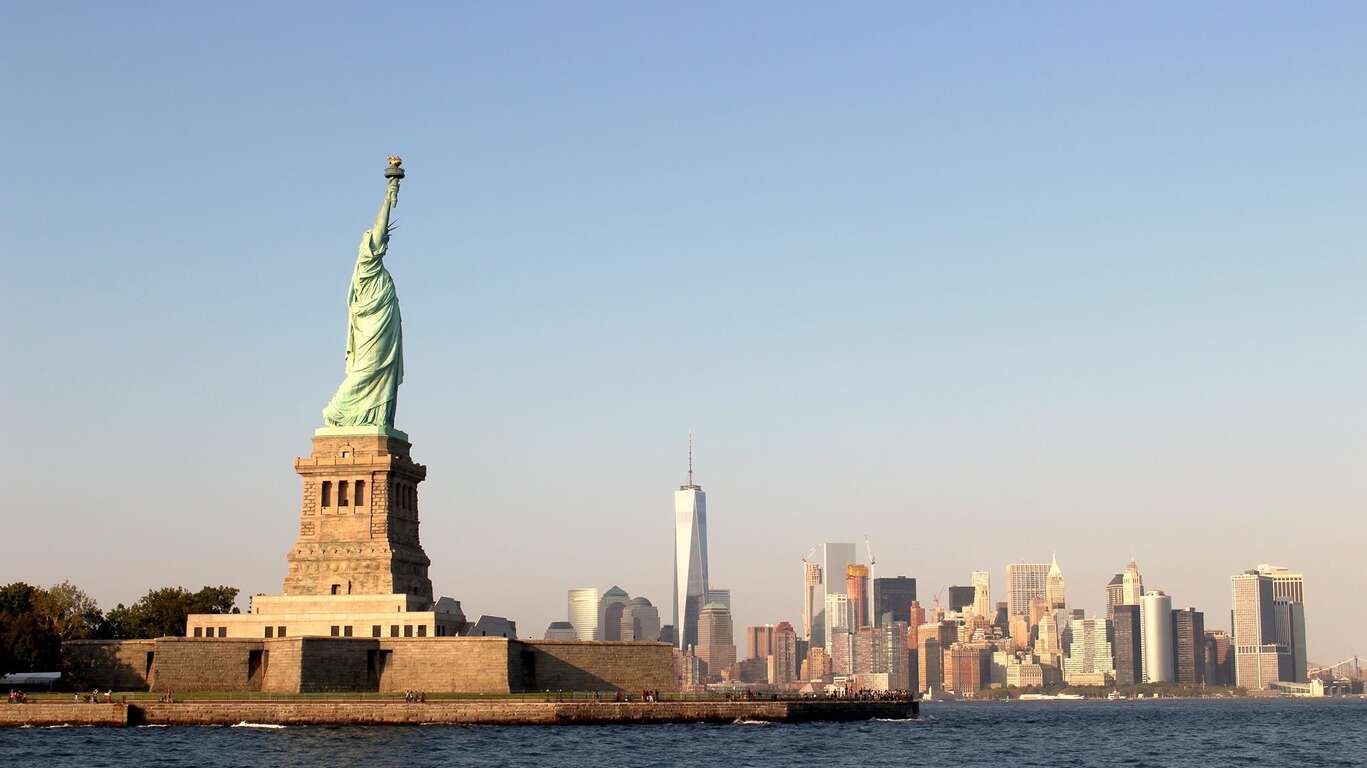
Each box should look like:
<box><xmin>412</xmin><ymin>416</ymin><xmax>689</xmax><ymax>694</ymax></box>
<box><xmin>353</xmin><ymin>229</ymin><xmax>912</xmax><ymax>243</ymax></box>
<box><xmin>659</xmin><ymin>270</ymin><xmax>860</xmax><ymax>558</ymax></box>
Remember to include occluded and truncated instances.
<box><xmin>22</xmin><ymin>158</ymin><xmax>910</xmax><ymax>726</ymax></box>
<box><xmin>54</xmin><ymin>158</ymin><xmax>677</xmax><ymax>701</ymax></box>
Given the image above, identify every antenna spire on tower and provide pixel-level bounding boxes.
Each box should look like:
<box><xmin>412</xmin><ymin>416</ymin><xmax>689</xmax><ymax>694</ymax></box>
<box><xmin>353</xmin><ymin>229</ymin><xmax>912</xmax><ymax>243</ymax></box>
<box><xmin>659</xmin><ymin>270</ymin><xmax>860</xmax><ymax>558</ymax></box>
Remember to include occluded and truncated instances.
<box><xmin>687</xmin><ymin>431</ymin><xmax>694</xmax><ymax>487</ymax></box>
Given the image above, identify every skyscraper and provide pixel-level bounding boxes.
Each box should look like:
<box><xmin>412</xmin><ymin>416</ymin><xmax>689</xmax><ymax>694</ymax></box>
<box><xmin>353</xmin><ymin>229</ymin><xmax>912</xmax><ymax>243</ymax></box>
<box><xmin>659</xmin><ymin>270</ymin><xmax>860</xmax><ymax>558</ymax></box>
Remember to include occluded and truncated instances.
<box><xmin>872</xmin><ymin>576</ymin><xmax>917</xmax><ymax>626</ymax></box>
<box><xmin>971</xmin><ymin>570</ymin><xmax>991</xmax><ymax>619</ymax></box>
<box><xmin>672</xmin><ymin>439</ymin><xmax>709</xmax><ymax>650</ymax></box>
<box><xmin>852</xmin><ymin>627</ymin><xmax>879</xmax><ymax>674</ymax></box>
<box><xmin>567</xmin><ymin>587</ymin><xmax>599</xmax><ymax>642</ymax></box>
<box><xmin>704</xmin><ymin>589</ymin><xmax>731</xmax><ymax>610</ymax></box>
<box><xmin>881</xmin><ymin>620</ymin><xmax>912</xmax><ymax>691</ymax></box>
<box><xmin>822</xmin><ymin>542</ymin><xmax>857</xmax><ymax>631</ymax></box>
<box><xmin>918</xmin><ymin>621</ymin><xmax>955</xmax><ymax>693</ymax></box>
<box><xmin>1231</xmin><ymin>569</ymin><xmax>1289</xmax><ymax>689</ymax></box>
<box><xmin>1035</xmin><ymin>609</ymin><xmax>1064</xmax><ymax>664</ymax></box>
<box><xmin>1256</xmin><ymin>564</ymin><xmax>1305</xmax><ymax>603</ymax></box>
<box><xmin>745</xmin><ymin>624</ymin><xmax>775</xmax><ymax>660</ymax></box>
<box><xmin>1121</xmin><ymin>559</ymin><xmax>1144</xmax><ymax>605</ymax></box>
<box><xmin>908</xmin><ymin>600</ymin><xmax>926</xmax><ymax>631</ymax></box>
<box><xmin>696</xmin><ymin>602</ymin><xmax>735</xmax><ymax>679</ymax></box>
<box><xmin>824</xmin><ymin>592</ymin><xmax>852</xmax><ymax>652</ymax></box>
<box><xmin>802</xmin><ymin>561</ymin><xmax>823</xmax><ymax>645</ymax></box>
<box><xmin>947</xmin><ymin>586</ymin><xmax>976</xmax><ymax>613</ymax></box>
<box><xmin>1009</xmin><ymin>614</ymin><xmax>1032</xmax><ymax>652</ymax></box>
<box><xmin>1105</xmin><ymin>573</ymin><xmax>1124</xmax><ymax>618</ymax></box>
<box><xmin>544</xmin><ymin>621</ymin><xmax>577</xmax><ymax>640</ymax></box>
<box><xmin>1230</xmin><ymin>565</ymin><xmax>1301</xmax><ymax>683</ymax></box>
<box><xmin>1140</xmin><ymin>591</ymin><xmax>1174</xmax><ymax>683</ymax></box>
<box><xmin>1172</xmin><ymin>607</ymin><xmax>1205</xmax><ymax>684</ymax></box>
<box><xmin>1257</xmin><ymin>564</ymin><xmax>1307</xmax><ymax>682</ymax></box>
<box><xmin>830</xmin><ymin>630</ymin><xmax>854</xmax><ymax>676</ymax></box>
<box><xmin>1113</xmin><ymin>604</ymin><xmax>1143</xmax><ymax>685</ymax></box>
<box><xmin>804</xmin><ymin>645</ymin><xmax>831</xmax><ymax>681</ymax></box>
<box><xmin>1046</xmin><ymin>554</ymin><xmax>1066</xmax><ymax>609</ymax></box>
<box><xmin>1272</xmin><ymin>601</ymin><xmax>1307</xmax><ymax>683</ymax></box>
<box><xmin>943</xmin><ymin>644</ymin><xmax>991</xmax><ymax>694</ymax></box>
<box><xmin>1063</xmin><ymin>617</ymin><xmax>1115</xmax><ymax>684</ymax></box>
<box><xmin>1005</xmin><ymin>562</ymin><xmax>1050</xmax><ymax>618</ymax></box>
<box><xmin>847</xmin><ymin>564</ymin><xmax>871</xmax><ymax>628</ymax></box>
<box><xmin>770</xmin><ymin>621</ymin><xmax>798</xmax><ymax>685</ymax></box>
<box><xmin>1204</xmin><ymin>629</ymin><xmax>1233</xmax><ymax>685</ymax></box>
<box><xmin>621</xmin><ymin>596</ymin><xmax>661</xmax><ymax>642</ymax></box>
<box><xmin>599</xmin><ymin>585</ymin><xmax>630</xmax><ymax>641</ymax></box>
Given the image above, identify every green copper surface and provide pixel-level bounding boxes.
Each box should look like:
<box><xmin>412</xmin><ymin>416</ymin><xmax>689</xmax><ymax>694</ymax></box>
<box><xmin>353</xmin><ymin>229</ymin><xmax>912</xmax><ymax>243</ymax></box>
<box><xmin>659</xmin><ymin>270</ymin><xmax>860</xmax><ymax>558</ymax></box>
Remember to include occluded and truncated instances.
<box><xmin>314</xmin><ymin>425</ymin><xmax>410</xmax><ymax>442</ymax></box>
<box><xmin>322</xmin><ymin>164</ymin><xmax>406</xmax><ymax>429</ymax></box>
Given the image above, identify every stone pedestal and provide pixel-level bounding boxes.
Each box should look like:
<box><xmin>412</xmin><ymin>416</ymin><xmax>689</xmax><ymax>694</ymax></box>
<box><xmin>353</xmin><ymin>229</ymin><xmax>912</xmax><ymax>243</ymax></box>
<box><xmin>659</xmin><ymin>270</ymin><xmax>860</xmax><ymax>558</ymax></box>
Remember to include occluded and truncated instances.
<box><xmin>283</xmin><ymin>426</ymin><xmax>433</xmax><ymax>605</ymax></box>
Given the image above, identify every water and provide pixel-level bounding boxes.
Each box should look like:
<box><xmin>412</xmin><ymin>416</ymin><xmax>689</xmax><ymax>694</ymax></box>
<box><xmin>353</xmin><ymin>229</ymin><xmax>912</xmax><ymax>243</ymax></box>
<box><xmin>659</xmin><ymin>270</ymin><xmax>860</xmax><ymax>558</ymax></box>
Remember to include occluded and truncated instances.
<box><xmin>3</xmin><ymin>699</ymin><xmax>1365</xmax><ymax>767</ymax></box>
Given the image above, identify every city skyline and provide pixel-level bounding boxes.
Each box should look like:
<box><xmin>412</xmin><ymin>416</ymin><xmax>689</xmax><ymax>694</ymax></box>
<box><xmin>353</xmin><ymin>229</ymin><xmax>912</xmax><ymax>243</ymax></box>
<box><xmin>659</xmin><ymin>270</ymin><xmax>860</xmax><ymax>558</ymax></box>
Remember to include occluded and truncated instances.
<box><xmin>547</xmin><ymin>463</ymin><xmax>1331</xmax><ymax>685</ymax></box>
<box><xmin>4</xmin><ymin>3</ymin><xmax>1365</xmax><ymax>665</ymax></box>
<box><xmin>3</xmin><ymin>434</ymin><xmax>1350</xmax><ymax>663</ymax></box>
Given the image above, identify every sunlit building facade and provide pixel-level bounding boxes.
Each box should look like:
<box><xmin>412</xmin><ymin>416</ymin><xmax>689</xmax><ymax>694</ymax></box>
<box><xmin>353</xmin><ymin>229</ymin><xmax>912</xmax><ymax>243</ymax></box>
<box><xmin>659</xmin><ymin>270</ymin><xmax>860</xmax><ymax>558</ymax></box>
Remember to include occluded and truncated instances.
<box><xmin>1006</xmin><ymin>562</ymin><xmax>1050</xmax><ymax>618</ymax></box>
<box><xmin>567</xmin><ymin>587</ymin><xmax>599</xmax><ymax>642</ymax></box>
<box><xmin>673</xmin><ymin>465</ymin><xmax>709</xmax><ymax>650</ymax></box>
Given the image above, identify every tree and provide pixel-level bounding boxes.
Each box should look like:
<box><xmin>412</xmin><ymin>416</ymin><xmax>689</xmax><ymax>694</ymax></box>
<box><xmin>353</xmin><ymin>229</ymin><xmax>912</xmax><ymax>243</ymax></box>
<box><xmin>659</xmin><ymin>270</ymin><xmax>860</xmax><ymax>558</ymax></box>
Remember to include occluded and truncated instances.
<box><xmin>32</xmin><ymin>581</ymin><xmax>103</xmax><ymax>641</ymax></box>
<box><xmin>106</xmin><ymin>585</ymin><xmax>240</xmax><ymax>639</ymax></box>
<box><xmin>0</xmin><ymin>581</ymin><xmax>91</xmax><ymax>674</ymax></box>
<box><xmin>189</xmin><ymin>585</ymin><xmax>240</xmax><ymax>616</ymax></box>
<box><xmin>0</xmin><ymin>611</ymin><xmax>61</xmax><ymax>673</ymax></box>
<box><xmin>0</xmin><ymin>582</ymin><xmax>38</xmax><ymax>616</ymax></box>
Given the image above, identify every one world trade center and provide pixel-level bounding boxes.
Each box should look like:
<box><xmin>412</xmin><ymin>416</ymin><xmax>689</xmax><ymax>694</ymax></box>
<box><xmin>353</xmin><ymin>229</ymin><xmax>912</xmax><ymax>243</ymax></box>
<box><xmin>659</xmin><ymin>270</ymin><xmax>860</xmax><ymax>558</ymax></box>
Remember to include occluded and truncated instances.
<box><xmin>673</xmin><ymin>438</ymin><xmax>709</xmax><ymax>650</ymax></box>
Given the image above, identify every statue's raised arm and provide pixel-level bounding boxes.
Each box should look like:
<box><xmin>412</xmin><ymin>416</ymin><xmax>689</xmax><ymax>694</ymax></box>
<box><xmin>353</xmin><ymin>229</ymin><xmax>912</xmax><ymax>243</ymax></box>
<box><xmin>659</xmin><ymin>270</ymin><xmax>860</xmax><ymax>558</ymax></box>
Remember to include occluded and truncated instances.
<box><xmin>371</xmin><ymin>156</ymin><xmax>404</xmax><ymax>253</ymax></box>
<box><xmin>321</xmin><ymin>156</ymin><xmax>408</xmax><ymax>430</ymax></box>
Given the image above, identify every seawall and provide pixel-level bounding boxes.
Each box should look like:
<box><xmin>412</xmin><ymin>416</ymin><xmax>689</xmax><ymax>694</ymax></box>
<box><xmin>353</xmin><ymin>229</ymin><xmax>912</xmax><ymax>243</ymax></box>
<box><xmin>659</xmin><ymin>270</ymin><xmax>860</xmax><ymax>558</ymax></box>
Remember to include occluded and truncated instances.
<box><xmin>0</xmin><ymin>703</ymin><xmax>130</xmax><ymax>727</ymax></box>
<box><xmin>1</xmin><ymin>699</ymin><xmax>915</xmax><ymax>727</ymax></box>
<box><xmin>64</xmin><ymin>637</ymin><xmax>678</xmax><ymax>695</ymax></box>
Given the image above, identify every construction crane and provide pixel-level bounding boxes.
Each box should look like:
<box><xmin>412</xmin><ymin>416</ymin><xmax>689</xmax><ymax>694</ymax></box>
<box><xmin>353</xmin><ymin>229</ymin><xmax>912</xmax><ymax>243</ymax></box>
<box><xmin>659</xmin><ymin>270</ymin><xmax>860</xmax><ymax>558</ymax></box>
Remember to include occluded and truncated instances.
<box><xmin>800</xmin><ymin>545</ymin><xmax>817</xmax><ymax>565</ymax></box>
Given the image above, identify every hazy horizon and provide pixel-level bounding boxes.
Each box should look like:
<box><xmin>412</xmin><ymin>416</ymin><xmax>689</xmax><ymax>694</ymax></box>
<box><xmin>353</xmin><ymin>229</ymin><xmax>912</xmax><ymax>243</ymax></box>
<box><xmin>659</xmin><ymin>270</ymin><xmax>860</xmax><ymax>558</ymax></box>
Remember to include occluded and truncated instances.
<box><xmin>3</xmin><ymin>3</ymin><xmax>1364</xmax><ymax>663</ymax></box>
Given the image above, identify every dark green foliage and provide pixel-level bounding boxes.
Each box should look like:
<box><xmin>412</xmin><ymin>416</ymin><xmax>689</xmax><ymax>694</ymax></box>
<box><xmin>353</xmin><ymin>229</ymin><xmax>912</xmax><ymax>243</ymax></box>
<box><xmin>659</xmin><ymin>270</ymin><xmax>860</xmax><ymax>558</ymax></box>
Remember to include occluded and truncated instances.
<box><xmin>0</xmin><ymin>611</ymin><xmax>61</xmax><ymax>672</ymax></box>
<box><xmin>0</xmin><ymin>582</ymin><xmax>39</xmax><ymax>616</ymax></box>
<box><xmin>104</xmin><ymin>586</ymin><xmax>241</xmax><ymax>639</ymax></box>
<box><xmin>0</xmin><ymin>582</ymin><xmax>240</xmax><ymax>672</ymax></box>
<box><xmin>0</xmin><ymin>581</ymin><xmax>99</xmax><ymax>673</ymax></box>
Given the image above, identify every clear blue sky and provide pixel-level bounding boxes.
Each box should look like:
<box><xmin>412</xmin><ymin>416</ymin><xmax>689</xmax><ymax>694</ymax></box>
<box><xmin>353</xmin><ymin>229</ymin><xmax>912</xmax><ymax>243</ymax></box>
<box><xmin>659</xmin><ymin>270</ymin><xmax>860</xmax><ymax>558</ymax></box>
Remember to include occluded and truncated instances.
<box><xmin>2</xmin><ymin>2</ymin><xmax>1364</xmax><ymax>662</ymax></box>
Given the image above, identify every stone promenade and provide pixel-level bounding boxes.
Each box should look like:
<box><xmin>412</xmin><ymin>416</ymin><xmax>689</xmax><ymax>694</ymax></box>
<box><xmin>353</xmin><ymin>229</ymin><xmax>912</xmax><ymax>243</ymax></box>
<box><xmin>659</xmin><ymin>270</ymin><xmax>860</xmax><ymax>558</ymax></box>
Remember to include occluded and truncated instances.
<box><xmin>1</xmin><ymin>699</ymin><xmax>916</xmax><ymax>726</ymax></box>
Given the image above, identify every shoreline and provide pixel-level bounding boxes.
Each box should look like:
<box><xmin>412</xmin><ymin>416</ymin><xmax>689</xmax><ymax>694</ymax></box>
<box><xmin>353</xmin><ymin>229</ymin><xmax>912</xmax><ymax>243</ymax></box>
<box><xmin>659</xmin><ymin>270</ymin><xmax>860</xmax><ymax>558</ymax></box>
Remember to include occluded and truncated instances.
<box><xmin>0</xmin><ymin>699</ymin><xmax>917</xmax><ymax>727</ymax></box>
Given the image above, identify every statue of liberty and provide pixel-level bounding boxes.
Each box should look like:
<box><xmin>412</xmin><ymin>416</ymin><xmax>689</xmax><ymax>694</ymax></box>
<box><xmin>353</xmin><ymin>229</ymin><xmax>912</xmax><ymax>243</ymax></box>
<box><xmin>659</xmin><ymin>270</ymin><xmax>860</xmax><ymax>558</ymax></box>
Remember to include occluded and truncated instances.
<box><xmin>322</xmin><ymin>157</ymin><xmax>407</xmax><ymax>428</ymax></box>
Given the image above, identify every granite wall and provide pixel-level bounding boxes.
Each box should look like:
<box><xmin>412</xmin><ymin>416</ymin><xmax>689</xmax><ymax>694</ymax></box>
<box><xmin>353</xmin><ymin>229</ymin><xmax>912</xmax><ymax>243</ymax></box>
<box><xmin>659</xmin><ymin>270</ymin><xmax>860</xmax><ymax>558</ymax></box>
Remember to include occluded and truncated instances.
<box><xmin>61</xmin><ymin>637</ymin><xmax>677</xmax><ymax>694</ymax></box>
<box><xmin>523</xmin><ymin>641</ymin><xmax>676</xmax><ymax>693</ymax></box>
<box><xmin>64</xmin><ymin>639</ymin><xmax>156</xmax><ymax>691</ymax></box>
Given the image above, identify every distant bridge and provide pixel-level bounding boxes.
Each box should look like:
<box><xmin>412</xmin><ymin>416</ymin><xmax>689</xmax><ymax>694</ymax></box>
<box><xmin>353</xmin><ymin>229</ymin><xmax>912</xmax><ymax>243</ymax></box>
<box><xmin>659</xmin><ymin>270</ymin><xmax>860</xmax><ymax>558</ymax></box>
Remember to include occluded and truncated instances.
<box><xmin>1308</xmin><ymin>656</ymin><xmax>1361</xmax><ymax>681</ymax></box>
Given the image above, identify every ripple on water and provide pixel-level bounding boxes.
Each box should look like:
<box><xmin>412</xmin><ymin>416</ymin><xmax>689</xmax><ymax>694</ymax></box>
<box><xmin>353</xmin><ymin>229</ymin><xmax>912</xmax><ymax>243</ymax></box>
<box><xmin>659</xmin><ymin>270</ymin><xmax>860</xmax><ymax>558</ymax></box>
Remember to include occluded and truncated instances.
<box><xmin>3</xmin><ymin>700</ymin><xmax>1367</xmax><ymax>768</ymax></box>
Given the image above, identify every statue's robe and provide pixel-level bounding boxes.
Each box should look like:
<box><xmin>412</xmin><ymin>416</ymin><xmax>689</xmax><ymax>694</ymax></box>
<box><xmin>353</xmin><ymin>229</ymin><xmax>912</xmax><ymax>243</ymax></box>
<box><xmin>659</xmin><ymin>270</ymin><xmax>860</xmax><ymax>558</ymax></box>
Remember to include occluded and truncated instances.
<box><xmin>322</xmin><ymin>229</ymin><xmax>403</xmax><ymax>427</ymax></box>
